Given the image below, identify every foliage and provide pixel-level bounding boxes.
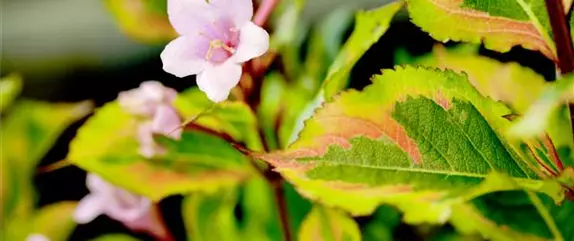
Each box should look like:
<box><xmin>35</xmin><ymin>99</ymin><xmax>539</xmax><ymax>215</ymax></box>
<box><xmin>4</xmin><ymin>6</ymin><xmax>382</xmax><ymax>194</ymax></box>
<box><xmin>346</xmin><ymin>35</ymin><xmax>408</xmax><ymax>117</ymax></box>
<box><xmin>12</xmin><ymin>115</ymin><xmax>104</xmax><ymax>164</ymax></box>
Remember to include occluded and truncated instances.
<box><xmin>0</xmin><ymin>75</ymin><xmax>92</xmax><ymax>240</ymax></box>
<box><xmin>7</xmin><ymin>0</ymin><xmax>574</xmax><ymax>240</ymax></box>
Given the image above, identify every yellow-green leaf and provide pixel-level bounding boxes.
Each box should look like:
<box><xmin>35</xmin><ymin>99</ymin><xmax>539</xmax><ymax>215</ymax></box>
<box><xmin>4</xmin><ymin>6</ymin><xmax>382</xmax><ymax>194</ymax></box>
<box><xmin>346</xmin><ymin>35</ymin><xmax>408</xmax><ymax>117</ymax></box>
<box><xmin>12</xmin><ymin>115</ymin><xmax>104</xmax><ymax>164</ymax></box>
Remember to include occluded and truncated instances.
<box><xmin>0</xmin><ymin>73</ymin><xmax>23</xmax><ymax>113</ymax></box>
<box><xmin>104</xmin><ymin>0</ymin><xmax>177</xmax><ymax>44</ymax></box>
<box><xmin>322</xmin><ymin>2</ymin><xmax>403</xmax><ymax>100</ymax></box>
<box><xmin>1</xmin><ymin>100</ymin><xmax>92</xmax><ymax>221</ymax></box>
<box><xmin>406</xmin><ymin>0</ymin><xmax>557</xmax><ymax>61</ymax></box>
<box><xmin>298</xmin><ymin>206</ymin><xmax>360</xmax><ymax>241</ymax></box>
<box><xmin>182</xmin><ymin>188</ymin><xmax>240</xmax><ymax>241</ymax></box>
<box><xmin>175</xmin><ymin>88</ymin><xmax>264</xmax><ymax>151</ymax></box>
<box><xmin>254</xmin><ymin>66</ymin><xmax>568</xmax><ymax>220</ymax></box>
<box><xmin>68</xmin><ymin>101</ymin><xmax>255</xmax><ymax>201</ymax></box>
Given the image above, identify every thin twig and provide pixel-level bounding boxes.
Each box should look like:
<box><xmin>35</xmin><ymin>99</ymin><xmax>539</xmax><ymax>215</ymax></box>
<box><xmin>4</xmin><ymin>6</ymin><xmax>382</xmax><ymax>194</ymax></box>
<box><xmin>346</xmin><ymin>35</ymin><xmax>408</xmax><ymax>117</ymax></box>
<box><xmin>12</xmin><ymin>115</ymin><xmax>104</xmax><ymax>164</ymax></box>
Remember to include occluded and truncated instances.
<box><xmin>253</xmin><ymin>0</ymin><xmax>282</xmax><ymax>27</ymax></box>
<box><xmin>266</xmin><ymin>169</ymin><xmax>292</xmax><ymax>241</ymax></box>
<box><xmin>250</xmin><ymin>2</ymin><xmax>292</xmax><ymax>240</ymax></box>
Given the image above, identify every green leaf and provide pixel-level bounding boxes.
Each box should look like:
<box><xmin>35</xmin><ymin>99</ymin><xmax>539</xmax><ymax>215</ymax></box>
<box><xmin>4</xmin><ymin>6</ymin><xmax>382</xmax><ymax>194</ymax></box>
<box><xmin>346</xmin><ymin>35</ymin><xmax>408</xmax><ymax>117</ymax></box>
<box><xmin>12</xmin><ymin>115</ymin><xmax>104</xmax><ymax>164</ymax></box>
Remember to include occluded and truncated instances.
<box><xmin>254</xmin><ymin>66</ymin><xmax>568</xmax><ymax>219</ymax></box>
<box><xmin>1</xmin><ymin>100</ymin><xmax>92</xmax><ymax>220</ymax></box>
<box><xmin>31</xmin><ymin>202</ymin><xmax>78</xmax><ymax>241</ymax></box>
<box><xmin>175</xmin><ymin>88</ymin><xmax>264</xmax><ymax>151</ymax></box>
<box><xmin>361</xmin><ymin>206</ymin><xmax>401</xmax><ymax>241</ymax></box>
<box><xmin>2</xmin><ymin>202</ymin><xmax>78</xmax><ymax>241</ymax></box>
<box><xmin>427</xmin><ymin>227</ymin><xmax>483</xmax><ymax>241</ymax></box>
<box><xmin>404</xmin><ymin>44</ymin><xmax>574</xmax><ymax>166</ymax></box>
<box><xmin>407</xmin><ymin>44</ymin><xmax>546</xmax><ymax>113</ymax></box>
<box><xmin>322</xmin><ymin>2</ymin><xmax>403</xmax><ymax>100</ymax></box>
<box><xmin>104</xmin><ymin>0</ymin><xmax>177</xmax><ymax>44</ymax></box>
<box><xmin>298</xmin><ymin>206</ymin><xmax>361</xmax><ymax>241</ymax></box>
<box><xmin>0</xmin><ymin>73</ymin><xmax>23</xmax><ymax>113</ymax></box>
<box><xmin>68</xmin><ymin>101</ymin><xmax>255</xmax><ymax>201</ymax></box>
<box><xmin>258</xmin><ymin>72</ymin><xmax>288</xmax><ymax>150</ymax></box>
<box><xmin>406</xmin><ymin>0</ymin><xmax>557</xmax><ymax>61</ymax></box>
<box><xmin>285</xmin><ymin>182</ymin><xmax>313</xmax><ymax>235</ymax></box>
<box><xmin>182</xmin><ymin>188</ymin><xmax>240</xmax><ymax>241</ymax></box>
<box><xmin>1</xmin><ymin>100</ymin><xmax>93</xmax><ymax>174</ymax></box>
<box><xmin>89</xmin><ymin>234</ymin><xmax>141</xmax><ymax>241</ymax></box>
<box><xmin>237</xmin><ymin>177</ymin><xmax>283</xmax><ymax>241</ymax></box>
<box><xmin>509</xmin><ymin>74</ymin><xmax>574</xmax><ymax>144</ymax></box>
<box><xmin>449</xmin><ymin>170</ymin><xmax>574</xmax><ymax>241</ymax></box>
<box><xmin>451</xmin><ymin>190</ymin><xmax>574</xmax><ymax>241</ymax></box>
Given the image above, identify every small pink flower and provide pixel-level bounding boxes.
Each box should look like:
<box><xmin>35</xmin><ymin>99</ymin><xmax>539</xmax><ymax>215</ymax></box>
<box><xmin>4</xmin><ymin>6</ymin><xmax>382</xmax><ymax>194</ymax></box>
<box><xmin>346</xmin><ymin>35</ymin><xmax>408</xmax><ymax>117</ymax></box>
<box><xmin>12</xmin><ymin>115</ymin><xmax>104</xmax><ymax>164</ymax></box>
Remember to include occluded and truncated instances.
<box><xmin>161</xmin><ymin>0</ymin><xmax>270</xmax><ymax>102</ymax></box>
<box><xmin>74</xmin><ymin>174</ymin><xmax>152</xmax><ymax>224</ymax></box>
<box><xmin>118</xmin><ymin>81</ymin><xmax>182</xmax><ymax>157</ymax></box>
<box><xmin>26</xmin><ymin>234</ymin><xmax>49</xmax><ymax>241</ymax></box>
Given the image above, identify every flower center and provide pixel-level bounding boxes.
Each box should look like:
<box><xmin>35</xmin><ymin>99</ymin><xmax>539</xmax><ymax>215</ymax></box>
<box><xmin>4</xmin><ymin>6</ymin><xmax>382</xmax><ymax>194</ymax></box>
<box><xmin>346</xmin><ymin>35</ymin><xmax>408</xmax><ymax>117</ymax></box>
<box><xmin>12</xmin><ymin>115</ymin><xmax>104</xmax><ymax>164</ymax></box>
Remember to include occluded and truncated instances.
<box><xmin>205</xmin><ymin>39</ymin><xmax>236</xmax><ymax>61</ymax></box>
<box><xmin>197</xmin><ymin>18</ymin><xmax>239</xmax><ymax>64</ymax></box>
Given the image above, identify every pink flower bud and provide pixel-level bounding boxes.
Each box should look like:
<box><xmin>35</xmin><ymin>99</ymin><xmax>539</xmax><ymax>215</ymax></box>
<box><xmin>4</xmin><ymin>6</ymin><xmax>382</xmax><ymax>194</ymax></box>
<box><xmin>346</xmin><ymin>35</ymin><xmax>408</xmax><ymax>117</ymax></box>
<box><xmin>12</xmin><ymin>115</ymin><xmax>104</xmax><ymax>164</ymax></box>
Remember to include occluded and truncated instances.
<box><xmin>74</xmin><ymin>174</ymin><xmax>152</xmax><ymax>224</ymax></box>
<box><xmin>118</xmin><ymin>81</ymin><xmax>182</xmax><ymax>157</ymax></box>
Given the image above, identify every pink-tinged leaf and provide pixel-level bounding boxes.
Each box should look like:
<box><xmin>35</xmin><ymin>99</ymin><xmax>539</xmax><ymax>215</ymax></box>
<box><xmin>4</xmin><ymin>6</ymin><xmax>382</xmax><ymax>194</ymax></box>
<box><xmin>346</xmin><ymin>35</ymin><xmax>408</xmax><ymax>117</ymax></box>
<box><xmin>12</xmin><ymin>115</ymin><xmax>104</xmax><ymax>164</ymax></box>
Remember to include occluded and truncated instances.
<box><xmin>253</xmin><ymin>66</ymin><xmax>567</xmax><ymax>220</ymax></box>
<box><xmin>68</xmin><ymin>101</ymin><xmax>256</xmax><ymax>201</ymax></box>
<box><xmin>407</xmin><ymin>0</ymin><xmax>557</xmax><ymax>61</ymax></box>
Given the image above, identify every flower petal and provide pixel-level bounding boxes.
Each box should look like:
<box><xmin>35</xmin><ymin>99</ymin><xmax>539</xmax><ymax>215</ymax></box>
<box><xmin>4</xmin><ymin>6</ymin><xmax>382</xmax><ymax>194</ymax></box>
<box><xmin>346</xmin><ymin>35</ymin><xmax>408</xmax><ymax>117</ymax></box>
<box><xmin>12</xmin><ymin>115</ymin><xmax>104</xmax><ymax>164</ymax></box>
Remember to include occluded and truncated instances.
<box><xmin>137</xmin><ymin>123</ymin><xmax>166</xmax><ymax>158</ymax></box>
<box><xmin>86</xmin><ymin>173</ymin><xmax>114</xmax><ymax>194</ymax></box>
<box><xmin>161</xmin><ymin>36</ymin><xmax>207</xmax><ymax>78</ymax></box>
<box><xmin>106</xmin><ymin>190</ymin><xmax>152</xmax><ymax>223</ymax></box>
<box><xmin>231</xmin><ymin>22</ymin><xmax>269</xmax><ymax>63</ymax></box>
<box><xmin>151</xmin><ymin>104</ymin><xmax>182</xmax><ymax>140</ymax></box>
<box><xmin>26</xmin><ymin>234</ymin><xmax>50</xmax><ymax>241</ymax></box>
<box><xmin>167</xmin><ymin>0</ymin><xmax>211</xmax><ymax>35</ymax></box>
<box><xmin>196</xmin><ymin>61</ymin><xmax>242</xmax><ymax>102</ymax></box>
<box><xmin>74</xmin><ymin>194</ymin><xmax>105</xmax><ymax>224</ymax></box>
<box><xmin>210</xmin><ymin>0</ymin><xmax>253</xmax><ymax>26</ymax></box>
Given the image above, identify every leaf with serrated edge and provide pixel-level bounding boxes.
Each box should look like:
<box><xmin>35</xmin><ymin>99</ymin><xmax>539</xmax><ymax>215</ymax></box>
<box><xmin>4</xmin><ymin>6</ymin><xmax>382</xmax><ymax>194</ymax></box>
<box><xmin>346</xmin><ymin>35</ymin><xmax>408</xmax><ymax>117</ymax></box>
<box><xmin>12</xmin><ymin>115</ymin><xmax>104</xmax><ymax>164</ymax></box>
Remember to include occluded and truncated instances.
<box><xmin>254</xmin><ymin>66</ymin><xmax>567</xmax><ymax>219</ymax></box>
<box><xmin>68</xmin><ymin>101</ymin><xmax>255</xmax><ymax>201</ymax></box>
<box><xmin>406</xmin><ymin>0</ymin><xmax>557</xmax><ymax>61</ymax></box>
<box><xmin>298</xmin><ymin>206</ymin><xmax>361</xmax><ymax>241</ymax></box>
<box><xmin>407</xmin><ymin>44</ymin><xmax>572</xmax><ymax>176</ymax></box>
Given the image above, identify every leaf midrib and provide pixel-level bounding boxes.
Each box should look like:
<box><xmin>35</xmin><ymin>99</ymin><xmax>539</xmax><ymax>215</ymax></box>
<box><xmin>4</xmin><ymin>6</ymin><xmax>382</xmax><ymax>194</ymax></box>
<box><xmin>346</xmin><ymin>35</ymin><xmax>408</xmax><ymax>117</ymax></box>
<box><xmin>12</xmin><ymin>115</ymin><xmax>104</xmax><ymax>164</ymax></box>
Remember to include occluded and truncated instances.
<box><xmin>316</xmin><ymin>162</ymin><xmax>536</xmax><ymax>182</ymax></box>
<box><xmin>514</xmin><ymin>0</ymin><xmax>557</xmax><ymax>53</ymax></box>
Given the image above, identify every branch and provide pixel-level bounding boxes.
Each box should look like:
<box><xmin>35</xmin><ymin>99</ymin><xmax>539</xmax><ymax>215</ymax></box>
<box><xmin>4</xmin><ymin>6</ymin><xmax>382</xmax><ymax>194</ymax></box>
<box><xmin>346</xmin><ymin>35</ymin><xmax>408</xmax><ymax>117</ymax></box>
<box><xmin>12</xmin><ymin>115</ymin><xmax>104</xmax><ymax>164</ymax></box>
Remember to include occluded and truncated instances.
<box><xmin>253</xmin><ymin>0</ymin><xmax>281</xmax><ymax>27</ymax></box>
<box><xmin>266</xmin><ymin>170</ymin><xmax>293</xmax><ymax>241</ymax></box>
<box><xmin>545</xmin><ymin>0</ymin><xmax>574</xmax><ymax>73</ymax></box>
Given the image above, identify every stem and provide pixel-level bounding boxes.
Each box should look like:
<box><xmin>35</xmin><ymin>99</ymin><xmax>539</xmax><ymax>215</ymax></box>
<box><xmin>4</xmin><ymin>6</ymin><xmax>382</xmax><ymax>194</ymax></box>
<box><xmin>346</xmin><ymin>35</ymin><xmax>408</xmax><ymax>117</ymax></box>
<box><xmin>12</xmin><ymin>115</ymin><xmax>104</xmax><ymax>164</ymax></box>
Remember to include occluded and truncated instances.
<box><xmin>544</xmin><ymin>0</ymin><xmax>574</xmax><ymax>143</ymax></box>
<box><xmin>266</xmin><ymin>170</ymin><xmax>292</xmax><ymax>241</ymax></box>
<box><xmin>253</xmin><ymin>0</ymin><xmax>281</xmax><ymax>27</ymax></box>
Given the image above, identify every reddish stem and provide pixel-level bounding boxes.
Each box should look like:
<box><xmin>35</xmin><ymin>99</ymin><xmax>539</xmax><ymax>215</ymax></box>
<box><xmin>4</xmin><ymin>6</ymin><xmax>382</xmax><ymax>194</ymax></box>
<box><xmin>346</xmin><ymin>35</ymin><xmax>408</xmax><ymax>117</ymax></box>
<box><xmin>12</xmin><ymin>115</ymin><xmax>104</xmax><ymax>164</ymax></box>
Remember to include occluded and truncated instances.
<box><xmin>253</xmin><ymin>0</ymin><xmax>281</xmax><ymax>27</ymax></box>
<box><xmin>265</xmin><ymin>169</ymin><xmax>293</xmax><ymax>241</ymax></box>
<box><xmin>544</xmin><ymin>0</ymin><xmax>574</xmax><ymax>73</ymax></box>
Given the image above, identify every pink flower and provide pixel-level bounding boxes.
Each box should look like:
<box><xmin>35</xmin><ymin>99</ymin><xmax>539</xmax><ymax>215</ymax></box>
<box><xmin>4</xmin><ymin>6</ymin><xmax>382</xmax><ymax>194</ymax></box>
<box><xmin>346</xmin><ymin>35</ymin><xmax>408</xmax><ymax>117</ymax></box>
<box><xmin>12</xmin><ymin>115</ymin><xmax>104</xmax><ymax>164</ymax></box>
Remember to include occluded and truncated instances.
<box><xmin>161</xmin><ymin>0</ymin><xmax>270</xmax><ymax>102</ymax></box>
<box><xmin>26</xmin><ymin>234</ymin><xmax>49</xmax><ymax>241</ymax></box>
<box><xmin>74</xmin><ymin>174</ymin><xmax>152</xmax><ymax>224</ymax></box>
<box><xmin>118</xmin><ymin>81</ymin><xmax>182</xmax><ymax>158</ymax></box>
